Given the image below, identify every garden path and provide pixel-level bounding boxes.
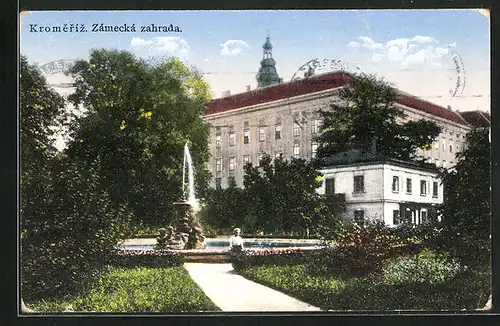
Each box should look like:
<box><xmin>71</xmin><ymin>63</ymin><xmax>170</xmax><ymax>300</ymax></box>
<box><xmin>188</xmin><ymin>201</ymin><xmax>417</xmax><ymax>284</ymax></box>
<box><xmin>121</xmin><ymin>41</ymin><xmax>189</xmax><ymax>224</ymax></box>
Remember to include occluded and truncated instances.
<box><xmin>183</xmin><ymin>263</ymin><xmax>321</xmax><ymax>312</ymax></box>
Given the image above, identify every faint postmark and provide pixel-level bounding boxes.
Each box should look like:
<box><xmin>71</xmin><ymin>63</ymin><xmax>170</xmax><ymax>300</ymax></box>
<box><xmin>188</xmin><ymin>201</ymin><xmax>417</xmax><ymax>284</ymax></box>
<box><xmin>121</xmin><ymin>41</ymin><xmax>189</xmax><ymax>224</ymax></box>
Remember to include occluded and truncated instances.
<box><xmin>447</xmin><ymin>49</ymin><xmax>466</xmax><ymax>97</ymax></box>
<box><xmin>291</xmin><ymin>58</ymin><xmax>362</xmax><ymax>82</ymax></box>
<box><xmin>39</xmin><ymin>59</ymin><xmax>77</xmax><ymax>89</ymax></box>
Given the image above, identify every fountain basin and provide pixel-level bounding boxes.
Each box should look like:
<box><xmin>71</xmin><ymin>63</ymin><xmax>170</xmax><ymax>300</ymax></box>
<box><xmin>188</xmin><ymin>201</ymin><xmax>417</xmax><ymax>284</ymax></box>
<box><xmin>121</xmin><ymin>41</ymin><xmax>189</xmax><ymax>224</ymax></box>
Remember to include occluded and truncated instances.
<box><xmin>121</xmin><ymin>238</ymin><xmax>325</xmax><ymax>253</ymax></box>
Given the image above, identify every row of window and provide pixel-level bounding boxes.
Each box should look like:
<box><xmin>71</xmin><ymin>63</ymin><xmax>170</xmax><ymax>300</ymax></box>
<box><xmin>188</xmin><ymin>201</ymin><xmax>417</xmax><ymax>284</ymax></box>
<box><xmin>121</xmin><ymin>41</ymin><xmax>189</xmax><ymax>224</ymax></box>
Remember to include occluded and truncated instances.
<box><xmin>392</xmin><ymin>209</ymin><xmax>429</xmax><ymax>225</ymax></box>
<box><xmin>353</xmin><ymin>209</ymin><xmax>431</xmax><ymax>226</ymax></box>
<box><xmin>324</xmin><ymin>176</ymin><xmax>439</xmax><ymax>197</ymax></box>
<box><xmin>431</xmin><ymin>137</ymin><xmax>466</xmax><ymax>153</ymax></box>
<box><xmin>215</xmin><ymin>120</ymin><xmax>322</xmax><ymax>147</ymax></box>
<box><xmin>324</xmin><ymin>176</ymin><xmax>365</xmax><ymax>194</ymax></box>
<box><xmin>391</xmin><ymin>176</ymin><xmax>439</xmax><ymax>197</ymax></box>
<box><xmin>214</xmin><ymin>143</ymin><xmax>319</xmax><ymax>172</ymax></box>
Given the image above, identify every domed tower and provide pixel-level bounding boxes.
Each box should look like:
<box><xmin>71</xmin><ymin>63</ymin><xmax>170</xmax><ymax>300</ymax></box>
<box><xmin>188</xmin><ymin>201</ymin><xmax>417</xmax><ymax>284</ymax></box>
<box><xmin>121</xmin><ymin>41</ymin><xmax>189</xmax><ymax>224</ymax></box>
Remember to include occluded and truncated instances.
<box><xmin>256</xmin><ymin>36</ymin><xmax>281</xmax><ymax>88</ymax></box>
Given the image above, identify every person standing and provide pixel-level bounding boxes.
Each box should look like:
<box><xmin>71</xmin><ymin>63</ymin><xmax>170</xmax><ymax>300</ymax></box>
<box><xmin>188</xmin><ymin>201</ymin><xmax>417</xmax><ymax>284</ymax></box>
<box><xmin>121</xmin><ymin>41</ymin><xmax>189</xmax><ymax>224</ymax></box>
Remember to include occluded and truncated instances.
<box><xmin>229</xmin><ymin>228</ymin><xmax>244</xmax><ymax>253</ymax></box>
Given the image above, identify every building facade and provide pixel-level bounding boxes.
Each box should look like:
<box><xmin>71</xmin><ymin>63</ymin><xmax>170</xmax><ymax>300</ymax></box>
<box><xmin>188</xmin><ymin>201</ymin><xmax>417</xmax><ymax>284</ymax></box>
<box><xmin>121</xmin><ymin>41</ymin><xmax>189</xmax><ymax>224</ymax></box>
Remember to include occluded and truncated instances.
<box><xmin>204</xmin><ymin>70</ymin><xmax>479</xmax><ymax>189</ymax></box>
<box><xmin>318</xmin><ymin>160</ymin><xmax>443</xmax><ymax>226</ymax></box>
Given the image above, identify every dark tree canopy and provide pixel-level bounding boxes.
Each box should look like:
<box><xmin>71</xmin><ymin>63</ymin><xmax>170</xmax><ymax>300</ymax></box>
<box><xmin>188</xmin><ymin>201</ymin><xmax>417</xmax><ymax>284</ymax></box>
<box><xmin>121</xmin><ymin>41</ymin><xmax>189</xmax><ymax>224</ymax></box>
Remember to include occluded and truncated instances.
<box><xmin>433</xmin><ymin>127</ymin><xmax>491</xmax><ymax>265</ymax></box>
<box><xmin>316</xmin><ymin>73</ymin><xmax>441</xmax><ymax>163</ymax></box>
<box><xmin>20</xmin><ymin>56</ymin><xmax>131</xmax><ymax>301</ymax></box>
<box><xmin>20</xmin><ymin>55</ymin><xmax>65</xmax><ymax>185</ymax></box>
<box><xmin>65</xmin><ymin>49</ymin><xmax>212</xmax><ymax>227</ymax></box>
<box><xmin>241</xmin><ymin>155</ymin><xmax>336</xmax><ymax>236</ymax></box>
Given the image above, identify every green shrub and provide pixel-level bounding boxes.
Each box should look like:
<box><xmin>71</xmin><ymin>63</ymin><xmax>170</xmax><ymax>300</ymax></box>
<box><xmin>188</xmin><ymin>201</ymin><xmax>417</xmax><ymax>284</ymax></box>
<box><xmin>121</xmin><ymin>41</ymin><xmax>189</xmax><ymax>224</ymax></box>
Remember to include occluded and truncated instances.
<box><xmin>112</xmin><ymin>249</ymin><xmax>184</xmax><ymax>267</ymax></box>
<box><xmin>306</xmin><ymin>221</ymin><xmax>420</xmax><ymax>278</ymax></box>
<box><xmin>384</xmin><ymin>249</ymin><xmax>464</xmax><ymax>286</ymax></box>
<box><xmin>340</xmin><ymin>268</ymin><xmax>491</xmax><ymax>310</ymax></box>
<box><xmin>231</xmin><ymin>249</ymin><xmax>309</xmax><ymax>271</ymax></box>
<box><xmin>127</xmin><ymin>224</ymin><xmax>165</xmax><ymax>238</ymax></box>
<box><xmin>21</xmin><ymin>158</ymin><xmax>132</xmax><ymax>302</ymax></box>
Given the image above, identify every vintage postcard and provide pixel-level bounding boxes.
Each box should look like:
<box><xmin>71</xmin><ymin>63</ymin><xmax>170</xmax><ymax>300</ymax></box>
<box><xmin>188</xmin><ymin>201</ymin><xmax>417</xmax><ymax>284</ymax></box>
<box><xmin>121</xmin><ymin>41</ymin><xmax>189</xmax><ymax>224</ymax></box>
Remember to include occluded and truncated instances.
<box><xmin>19</xmin><ymin>9</ymin><xmax>491</xmax><ymax>314</ymax></box>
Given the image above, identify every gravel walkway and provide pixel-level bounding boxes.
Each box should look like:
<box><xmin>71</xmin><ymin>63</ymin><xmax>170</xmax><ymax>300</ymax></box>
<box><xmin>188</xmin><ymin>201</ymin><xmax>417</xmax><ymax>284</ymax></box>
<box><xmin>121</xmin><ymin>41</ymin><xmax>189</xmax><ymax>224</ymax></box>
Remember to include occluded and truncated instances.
<box><xmin>183</xmin><ymin>263</ymin><xmax>321</xmax><ymax>312</ymax></box>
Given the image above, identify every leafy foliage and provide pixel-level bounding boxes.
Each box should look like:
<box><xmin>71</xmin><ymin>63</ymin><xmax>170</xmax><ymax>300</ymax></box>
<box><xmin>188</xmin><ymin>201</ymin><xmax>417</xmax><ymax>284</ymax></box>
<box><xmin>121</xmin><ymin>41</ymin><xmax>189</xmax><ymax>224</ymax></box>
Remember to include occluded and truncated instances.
<box><xmin>65</xmin><ymin>49</ymin><xmax>211</xmax><ymax>227</ymax></box>
<box><xmin>201</xmin><ymin>155</ymin><xmax>340</xmax><ymax>236</ymax></box>
<box><xmin>316</xmin><ymin>73</ymin><xmax>441</xmax><ymax>162</ymax></box>
<box><xmin>384</xmin><ymin>249</ymin><xmax>464</xmax><ymax>286</ymax></box>
<box><xmin>21</xmin><ymin>157</ymin><xmax>132</xmax><ymax>301</ymax></box>
<box><xmin>430</xmin><ymin>128</ymin><xmax>491</xmax><ymax>266</ymax></box>
<box><xmin>200</xmin><ymin>180</ymin><xmax>247</xmax><ymax>234</ymax></box>
<box><xmin>112</xmin><ymin>250</ymin><xmax>184</xmax><ymax>268</ymax></box>
<box><xmin>231</xmin><ymin>249</ymin><xmax>309</xmax><ymax>271</ymax></box>
<box><xmin>19</xmin><ymin>55</ymin><xmax>65</xmax><ymax>184</ymax></box>
<box><xmin>20</xmin><ymin>57</ymin><xmax>132</xmax><ymax>302</ymax></box>
<box><xmin>307</xmin><ymin>221</ymin><xmax>422</xmax><ymax>277</ymax></box>
<box><xmin>241</xmin><ymin>155</ymin><xmax>339</xmax><ymax>236</ymax></box>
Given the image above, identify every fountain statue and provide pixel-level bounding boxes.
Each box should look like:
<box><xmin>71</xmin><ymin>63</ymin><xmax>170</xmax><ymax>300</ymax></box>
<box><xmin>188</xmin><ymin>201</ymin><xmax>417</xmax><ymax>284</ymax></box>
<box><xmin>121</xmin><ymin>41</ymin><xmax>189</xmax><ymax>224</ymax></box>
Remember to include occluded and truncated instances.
<box><xmin>155</xmin><ymin>141</ymin><xmax>205</xmax><ymax>250</ymax></box>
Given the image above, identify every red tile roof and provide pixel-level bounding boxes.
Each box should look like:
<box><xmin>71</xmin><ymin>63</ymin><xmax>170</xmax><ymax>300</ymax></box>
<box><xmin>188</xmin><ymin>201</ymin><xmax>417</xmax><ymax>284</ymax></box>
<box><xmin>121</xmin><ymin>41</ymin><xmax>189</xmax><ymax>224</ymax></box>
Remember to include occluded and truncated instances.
<box><xmin>396</xmin><ymin>94</ymin><xmax>468</xmax><ymax>125</ymax></box>
<box><xmin>458</xmin><ymin>110</ymin><xmax>491</xmax><ymax>128</ymax></box>
<box><xmin>205</xmin><ymin>71</ymin><xmax>354</xmax><ymax>115</ymax></box>
<box><xmin>204</xmin><ymin>71</ymin><xmax>470</xmax><ymax>126</ymax></box>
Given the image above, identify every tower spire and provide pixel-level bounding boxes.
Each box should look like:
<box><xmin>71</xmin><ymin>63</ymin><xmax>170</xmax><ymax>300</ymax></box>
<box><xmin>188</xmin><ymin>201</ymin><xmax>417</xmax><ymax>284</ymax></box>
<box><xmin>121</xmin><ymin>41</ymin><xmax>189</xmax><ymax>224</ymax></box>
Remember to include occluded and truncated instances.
<box><xmin>256</xmin><ymin>35</ymin><xmax>281</xmax><ymax>88</ymax></box>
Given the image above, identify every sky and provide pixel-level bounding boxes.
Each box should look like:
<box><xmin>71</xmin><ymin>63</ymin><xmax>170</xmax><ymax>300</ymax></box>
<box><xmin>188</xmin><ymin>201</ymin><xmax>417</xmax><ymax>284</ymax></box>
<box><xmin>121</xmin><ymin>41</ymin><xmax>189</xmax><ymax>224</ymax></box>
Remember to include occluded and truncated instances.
<box><xmin>20</xmin><ymin>10</ymin><xmax>490</xmax><ymax>113</ymax></box>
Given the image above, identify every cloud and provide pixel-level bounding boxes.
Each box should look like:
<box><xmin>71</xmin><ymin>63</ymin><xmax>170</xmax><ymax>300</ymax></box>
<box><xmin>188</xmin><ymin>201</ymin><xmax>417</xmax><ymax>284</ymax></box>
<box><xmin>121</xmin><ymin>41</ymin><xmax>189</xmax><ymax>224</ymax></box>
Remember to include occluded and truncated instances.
<box><xmin>401</xmin><ymin>49</ymin><xmax>426</xmax><ymax>68</ymax></box>
<box><xmin>130</xmin><ymin>37</ymin><xmax>152</xmax><ymax>47</ymax></box>
<box><xmin>411</xmin><ymin>36</ymin><xmax>437</xmax><ymax>44</ymax></box>
<box><xmin>130</xmin><ymin>36</ymin><xmax>190</xmax><ymax>55</ymax></box>
<box><xmin>347</xmin><ymin>41</ymin><xmax>360</xmax><ymax>48</ymax></box>
<box><xmin>358</xmin><ymin>36</ymin><xmax>384</xmax><ymax>50</ymax></box>
<box><xmin>220</xmin><ymin>40</ymin><xmax>249</xmax><ymax>56</ymax></box>
<box><xmin>348</xmin><ymin>35</ymin><xmax>456</xmax><ymax>68</ymax></box>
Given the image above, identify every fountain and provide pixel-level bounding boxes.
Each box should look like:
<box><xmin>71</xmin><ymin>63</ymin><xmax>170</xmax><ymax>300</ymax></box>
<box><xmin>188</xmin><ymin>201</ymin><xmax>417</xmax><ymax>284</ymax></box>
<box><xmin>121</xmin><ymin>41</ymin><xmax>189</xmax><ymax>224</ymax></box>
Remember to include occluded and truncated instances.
<box><xmin>156</xmin><ymin>141</ymin><xmax>205</xmax><ymax>250</ymax></box>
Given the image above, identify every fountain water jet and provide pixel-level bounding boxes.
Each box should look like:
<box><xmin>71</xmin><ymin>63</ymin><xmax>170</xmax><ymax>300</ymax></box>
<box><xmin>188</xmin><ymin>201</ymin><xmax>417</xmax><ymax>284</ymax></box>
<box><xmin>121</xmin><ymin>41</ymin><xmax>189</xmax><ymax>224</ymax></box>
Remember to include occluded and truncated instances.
<box><xmin>182</xmin><ymin>141</ymin><xmax>199</xmax><ymax>211</ymax></box>
<box><xmin>157</xmin><ymin>141</ymin><xmax>205</xmax><ymax>250</ymax></box>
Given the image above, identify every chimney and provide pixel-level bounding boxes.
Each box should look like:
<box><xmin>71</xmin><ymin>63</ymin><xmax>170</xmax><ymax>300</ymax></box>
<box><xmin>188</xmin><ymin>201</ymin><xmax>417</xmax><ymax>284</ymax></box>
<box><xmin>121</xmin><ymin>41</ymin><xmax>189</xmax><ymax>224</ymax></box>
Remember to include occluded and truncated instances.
<box><xmin>222</xmin><ymin>90</ymin><xmax>231</xmax><ymax>97</ymax></box>
<box><xmin>447</xmin><ymin>105</ymin><xmax>452</xmax><ymax>110</ymax></box>
<box><xmin>246</xmin><ymin>85</ymin><xmax>251</xmax><ymax>92</ymax></box>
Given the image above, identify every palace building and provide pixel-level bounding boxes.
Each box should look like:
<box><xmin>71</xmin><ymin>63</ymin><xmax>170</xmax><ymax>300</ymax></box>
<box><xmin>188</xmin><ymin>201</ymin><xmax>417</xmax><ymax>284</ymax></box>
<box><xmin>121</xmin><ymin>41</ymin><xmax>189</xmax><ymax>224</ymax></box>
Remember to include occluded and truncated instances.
<box><xmin>202</xmin><ymin>36</ymin><xmax>490</xmax><ymax>225</ymax></box>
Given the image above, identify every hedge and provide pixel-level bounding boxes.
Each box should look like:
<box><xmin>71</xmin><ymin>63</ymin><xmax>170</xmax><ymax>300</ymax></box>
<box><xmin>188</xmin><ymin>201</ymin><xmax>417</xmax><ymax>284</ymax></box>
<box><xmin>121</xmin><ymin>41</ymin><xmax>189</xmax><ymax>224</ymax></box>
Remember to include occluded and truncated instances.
<box><xmin>111</xmin><ymin>249</ymin><xmax>184</xmax><ymax>268</ymax></box>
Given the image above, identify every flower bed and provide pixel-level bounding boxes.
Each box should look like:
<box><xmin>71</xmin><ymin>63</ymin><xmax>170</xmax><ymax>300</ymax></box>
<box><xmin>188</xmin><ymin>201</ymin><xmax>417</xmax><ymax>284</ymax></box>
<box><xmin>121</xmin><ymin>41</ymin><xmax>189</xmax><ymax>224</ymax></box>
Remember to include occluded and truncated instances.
<box><xmin>231</xmin><ymin>248</ymin><xmax>313</xmax><ymax>270</ymax></box>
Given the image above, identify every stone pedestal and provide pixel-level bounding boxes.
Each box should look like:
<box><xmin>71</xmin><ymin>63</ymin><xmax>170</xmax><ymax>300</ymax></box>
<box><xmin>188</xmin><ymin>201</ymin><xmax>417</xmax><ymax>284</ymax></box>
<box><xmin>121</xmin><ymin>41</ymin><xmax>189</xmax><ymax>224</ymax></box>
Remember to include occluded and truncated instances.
<box><xmin>156</xmin><ymin>201</ymin><xmax>205</xmax><ymax>250</ymax></box>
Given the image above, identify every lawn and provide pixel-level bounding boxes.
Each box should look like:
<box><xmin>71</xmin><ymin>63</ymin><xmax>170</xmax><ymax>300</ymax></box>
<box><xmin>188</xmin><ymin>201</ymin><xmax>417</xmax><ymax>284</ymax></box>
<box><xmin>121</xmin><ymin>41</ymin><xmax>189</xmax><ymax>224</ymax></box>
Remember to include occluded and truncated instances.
<box><xmin>237</xmin><ymin>257</ymin><xmax>491</xmax><ymax>311</ymax></box>
<box><xmin>27</xmin><ymin>266</ymin><xmax>221</xmax><ymax>313</ymax></box>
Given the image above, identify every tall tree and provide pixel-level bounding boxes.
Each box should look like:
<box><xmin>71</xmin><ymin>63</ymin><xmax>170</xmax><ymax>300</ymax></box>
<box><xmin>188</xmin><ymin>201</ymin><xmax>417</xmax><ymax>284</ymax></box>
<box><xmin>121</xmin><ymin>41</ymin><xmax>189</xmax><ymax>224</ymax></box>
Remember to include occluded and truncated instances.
<box><xmin>65</xmin><ymin>50</ymin><xmax>211</xmax><ymax>227</ymax></box>
<box><xmin>242</xmin><ymin>155</ymin><xmax>334</xmax><ymax>236</ymax></box>
<box><xmin>433</xmin><ymin>127</ymin><xmax>491</xmax><ymax>266</ymax></box>
<box><xmin>20</xmin><ymin>55</ymin><xmax>65</xmax><ymax>199</ymax></box>
<box><xmin>316</xmin><ymin>73</ymin><xmax>441</xmax><ymax>162</ymax></box>
<box><xmin>20</xmin><ymin>55</ymin><xmax>66</xmax><ymax>299</ymax></box>
<box><xmin>200</xmin><ymin>179</ymin><xmax>247</xmax><ymax>234</ymax></box>
<box><xmin>20</xmin><ymin>56</ymin><xmax>131</xmax><ymax>301</ymax></box>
